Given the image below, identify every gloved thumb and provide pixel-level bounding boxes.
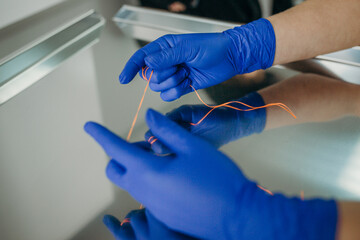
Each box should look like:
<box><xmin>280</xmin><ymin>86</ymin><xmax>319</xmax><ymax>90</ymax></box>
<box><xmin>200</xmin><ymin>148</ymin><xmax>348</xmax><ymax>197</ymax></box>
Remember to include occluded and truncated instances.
<box><xmin>144</xmin><ymin>42</ymin><xmax>191</xmax><ymax>70</ymax></box>
<box><xmin>103</xmin><ymin>215</ymin><xmax>121</xmax><ymax>236</ymax></box>
<box><xmin>145</xmin><ymin>109</ymin><xmax>195</xmax><ymax>154</ymax></box>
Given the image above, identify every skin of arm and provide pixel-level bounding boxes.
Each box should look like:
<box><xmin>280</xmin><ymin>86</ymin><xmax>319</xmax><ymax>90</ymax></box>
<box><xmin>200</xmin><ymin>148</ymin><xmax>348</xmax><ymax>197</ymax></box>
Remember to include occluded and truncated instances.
<box><xmin>337</xmin><ymin>202</ymin><xmax>360</xmax><ymax>240</ymax></box>
<box><xmin>268</xmin><ymin>0</ymin><xmax>360</xmax><ymax>65</ymax></box>
<box><xmin>264</xmin><ymin>3</ymin><xmax>360</xmax><ymax>238</ymax></box>
<box><xmin>259</xmin><ymin>74</ymin><xmax>360</xmax><ymax>239</ymax></box>
<box><xmin>265</xmin><ymin>3</ymin><xmax>360</xmax><ymax>238</ymax></box>
<box><xmin>258</xmin><ymin>73</ymin><xmax>360</xmax><ymax>130</ymax></box>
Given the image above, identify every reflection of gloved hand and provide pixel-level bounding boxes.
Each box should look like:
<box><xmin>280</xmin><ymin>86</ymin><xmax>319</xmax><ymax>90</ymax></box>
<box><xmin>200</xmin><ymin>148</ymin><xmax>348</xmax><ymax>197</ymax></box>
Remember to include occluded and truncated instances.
<box><xmin>146</xmin><ymin>92</ymin><xmax>266</xmax><ymax>154</ymax></box>
<box><xmin>103</xmin><ymin>209</ymin><xmax>198</xmax><ymax>240</ymax></box>
<box><xmin>84</xmin><ymin>109</ymin><xmax>337</xmax><ymax>240</ymax></box>
<box><xmin>119</xmin><ymin>18</ymin><xmax>276</xmax><ymax>101</ymax></box>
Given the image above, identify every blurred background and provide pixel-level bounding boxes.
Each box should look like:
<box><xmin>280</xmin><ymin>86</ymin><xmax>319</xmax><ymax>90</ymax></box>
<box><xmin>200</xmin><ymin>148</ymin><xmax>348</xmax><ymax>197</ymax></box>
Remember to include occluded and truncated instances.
<box><xmin>0</xmin><ymin>0</ymin><xmax>359</xmax><ymax>239</ymax></box>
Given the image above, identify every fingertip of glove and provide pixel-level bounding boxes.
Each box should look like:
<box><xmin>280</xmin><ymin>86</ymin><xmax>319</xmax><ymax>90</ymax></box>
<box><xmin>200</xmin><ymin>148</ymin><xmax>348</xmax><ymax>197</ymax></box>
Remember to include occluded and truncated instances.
<box><xmin>84</xmin><ymin>121</ymin><xmax>98</xmax><ymax>134</ymax></box>
<box><xmin>145</xmin><ymin>108</ymin><xmax>160</xmax><ymax>125</ymax></box>
<box><xmin>162</xmin><ymin>97</ymin><xmax>174</xmax><ymax>102</ymax></box>
<box><xmin>103</xmin><ymin>214</ymin><xmax>120</xmax><ymax>228</ymax></box>
<box><xmin>146</xmin><ymin>109</ymin><xmax>172</xmax><ymax>133</ymax></box>
<box><xmin>102</xmin><ymin>214</ymin><xmax>111</xmax><ymax>224</ymax></box>
<box><xmin>152</xmin><ymin>141</ymin><xmax>172</xmax><ymax>155</ymax></box>
<box><xmin>160</xmin><ymin>92</ymin><xmax>176</xmax><ymax>102</ymax></box>
<box><xmin>119</xmin><ymin>73</ymin><xmax>130</xmax><ymax>84</ymax></box>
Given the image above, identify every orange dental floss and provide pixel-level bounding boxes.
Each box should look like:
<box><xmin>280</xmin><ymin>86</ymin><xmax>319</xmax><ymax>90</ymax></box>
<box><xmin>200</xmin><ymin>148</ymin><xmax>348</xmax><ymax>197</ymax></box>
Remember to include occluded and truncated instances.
<box><xmin>300</xmin><ymin>190</ymin><xmax>304</xmax><ymax>201</ymax></box>
<box><xmin>257</xmin><ymin>185</ymin><xmax>274</xmax><ymax>196</ymax></box>
<box><xmin>121</xmin><ymin>218</ymin><xmax>131</xmax><ymax>226</ymax></box>
<box><xmin>189</xmin><ymin>84</ymin><xmax>296</xmax><ymax>126</ymax></box>
<box><xmin>126</xmin><ymin>66</ymin><xmax>296</xmax><ymax>144</ymax></box>
<box><xmin>126</xmin><ymin>67</ymin><xmax>152</xmax><ymax>141</ymax></box>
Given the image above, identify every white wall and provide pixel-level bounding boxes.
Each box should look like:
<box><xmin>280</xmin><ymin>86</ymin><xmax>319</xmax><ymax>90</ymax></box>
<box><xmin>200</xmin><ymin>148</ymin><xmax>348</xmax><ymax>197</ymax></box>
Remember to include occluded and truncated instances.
<box><xmin>0</xmin><ymin>48</ymin><xmax>114</xmax><ymax>240</ymax></box>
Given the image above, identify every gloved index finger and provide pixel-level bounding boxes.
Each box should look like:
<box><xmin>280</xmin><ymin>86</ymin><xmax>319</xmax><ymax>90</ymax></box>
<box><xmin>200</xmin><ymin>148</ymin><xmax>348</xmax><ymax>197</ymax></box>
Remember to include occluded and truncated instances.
<box><xmin>84</xmin><ymin>121</ymin><xmax>154</xmax><ymax>169</ymax></box>
<box><xmin>119</xmin><ymin>40</ymin><xmax>167</xmax><ymax>84</ymax></box>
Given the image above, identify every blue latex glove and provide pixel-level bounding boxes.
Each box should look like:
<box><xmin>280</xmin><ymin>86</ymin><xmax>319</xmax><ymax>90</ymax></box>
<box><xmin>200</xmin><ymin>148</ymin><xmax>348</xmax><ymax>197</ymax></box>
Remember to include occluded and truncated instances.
<box><xmin>145</xmin><ymin>92</ymin><xmax>266</xmax><ymax>154</ymax></box>
<box><xmin>119</xmin><ymin>18</ymin><xmax>276</xmax><ymax>101</ymax></box>
<box><xmin>84</xmin><ymin>109</ymin><xmax>337</xmax><ymax>240</ymax></box>
<box><xmin>103</xmin><ymin>209</ymin><xmax>198</xmax><ymax>240</ymax></box>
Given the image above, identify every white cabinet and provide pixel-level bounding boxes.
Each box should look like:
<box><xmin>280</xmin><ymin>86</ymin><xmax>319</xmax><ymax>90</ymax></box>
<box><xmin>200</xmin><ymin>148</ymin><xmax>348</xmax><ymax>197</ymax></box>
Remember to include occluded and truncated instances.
<box><xmin>0</xmin><ymin>48</ymin><xmax>114</xmax><ymax>240</ymax></box>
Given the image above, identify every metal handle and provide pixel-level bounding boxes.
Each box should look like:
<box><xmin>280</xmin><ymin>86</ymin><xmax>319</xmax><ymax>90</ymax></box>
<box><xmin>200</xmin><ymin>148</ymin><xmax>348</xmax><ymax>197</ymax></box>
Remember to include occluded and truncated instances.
<box><xmin>0</xmin><ymin>10</ymin><xmax>105</xmax><ymax>106</ymax></box>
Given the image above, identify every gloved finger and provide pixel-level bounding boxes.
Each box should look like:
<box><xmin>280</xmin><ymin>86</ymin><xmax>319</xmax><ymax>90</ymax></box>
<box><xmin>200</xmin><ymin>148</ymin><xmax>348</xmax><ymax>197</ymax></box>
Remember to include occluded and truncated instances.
<box><xmin>137</xmin><ymin>67</ymin><xmax>150</xmax><ymax>82</ymax></box>
<box><xmin>137</xmin><ymin>66</ymin><xmax>153</xmax><ymax>82</ymax></box>
<box><xmin>125</xmin><ymin>209</ymin><xmax>144</xmax><ymax>219</ymax></box>
<box><xmin>103</xmin><ymin>215</ymin><xmax>121</xmax><ymax>237</ymax></box>
<box><xmin>145</xmin><ymin>209</ymin><xmax>165</xmax><ymax>233</ymax></box>
<box><xmin>144</xmin><ymin>210</ymin><xmax>195</xmax><ymax>239</ymax></box>
<box><xmin>144</xmin><ymin>130</ymin><xmax>156</xmax><ymax>144</ymax></box>
<box><xmin>119</xmin><ymin>39</ymin><xmax>169</xmax><ymax>84</ymax></box>
<box><xmin>129</xmin><ymin>210</ymin><xmax>149</xmax><ymax>240</ymax></box>
<box><xmin>166</xmin><ymin>105</ymin><xmax>196</xmax><ymax>126</ymax></box>
<box><xmin>106</xmin><ymin>159</ymin><xmax>132</xmax><ymax>190</ymax></box>
<box><xmin>149</xmin><ymin>68</ymin><xmax>187</xmax><ymax>92</ymax></box>
<box><xmin>145</xmin><ymin>41</ymin><xmax>192</xmax><ymax>70</ymax></box>
<box><xmin>119</xmin><ymin>33</ymin><xmax>179</xmax><ymax>84</ymax></box>
<box><xmin>106</xmin><ymin>159</ymin><xmax>126</xmax><ymax>178</ymax></box>
<box><xmin>144</xmin><ymin>130</ymin><xmax>172</xmax><ymax>155</ymax></box>
<box><xmin>119</xmin><ymin>54</ymin><xmax>145</xmax><ymax>84</ymax></box>
<box><xmin>133</xmin><ymin>141</ymin><xmax>152</xmax><ymax>152</ymax></box>
<box><xmin>84</xmin><ymin>122</ymin><xmax>154</xmax><ymax>170</ymax></box>
<box><xmin>145</xmin><ymin>109</ymin><xmax>196</xmax><ymax>154</ymax></box>
<box><xmin>103</xmin><ymin>214</ymin><xmax>135</xmax><ymax>239</ymax></box>
<box><xmin>159</xmin><ymin>78</ymin><xmax>193</xmax><ymax>101</ymax></box>
<box><xmin>138</xmin><ymin>67</ymin><xmax>177</xmax><ymax>84</ymax></box>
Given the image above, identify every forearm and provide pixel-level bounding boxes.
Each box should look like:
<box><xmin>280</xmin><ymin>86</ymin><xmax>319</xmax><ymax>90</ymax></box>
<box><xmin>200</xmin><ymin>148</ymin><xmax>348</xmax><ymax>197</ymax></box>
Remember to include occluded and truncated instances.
<box><xmin>337</xmin><ymin>202</ymin><xmax>360</xmax><ymax>240</ymax></box>
<box><xmin>268</xmin><ymin>0</ymin><xmax>360</xmax><ymax>65</ymax></box>
<box><xmin>258</xmin><ymin>74</ymin><xmax>360</xmax><ymax>130</ymax></box>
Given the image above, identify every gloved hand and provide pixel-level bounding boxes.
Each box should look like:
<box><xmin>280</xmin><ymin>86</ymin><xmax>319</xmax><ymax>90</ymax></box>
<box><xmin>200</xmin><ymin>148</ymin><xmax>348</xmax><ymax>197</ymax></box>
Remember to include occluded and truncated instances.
<box><xmin>84</xmin><ymin>109</ymin><xmax>337</xmax><ymax>240</ymax></box>
<box><xmin>103</xmin><ymin>209</ymin><xmax>198</xmax><ymax>240</ymax></box>
<box><xmin>119</xmin><ymin>18</ymin><xmax>276</xmax><ymax>101</ymax></box>
<box><xmin>145</xmin><ymin>92</ymin><xmax>266</xmax><ymax>154</ymax></box>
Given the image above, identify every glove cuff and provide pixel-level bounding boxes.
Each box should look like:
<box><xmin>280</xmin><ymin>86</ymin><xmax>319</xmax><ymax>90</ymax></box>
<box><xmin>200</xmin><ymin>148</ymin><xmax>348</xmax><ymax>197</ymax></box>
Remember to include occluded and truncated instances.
<box><xmin>227</xmin><ymin>182</ymin><xmax>338</xmax><ymax>240</ymax></box>
<box><xmin>224</xmin><ymin>18</ymin><xmax>276</xmax><ymax>73</ymax></box>
<box><xmin>299</xmin><ymin>199</ymin><xmax>338</xmax><ymax>240</ymax></box>
<box><xmin>270</xmin><ymin>195</ymin><xmax>338</xmax><ymax>240</ymax></box>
